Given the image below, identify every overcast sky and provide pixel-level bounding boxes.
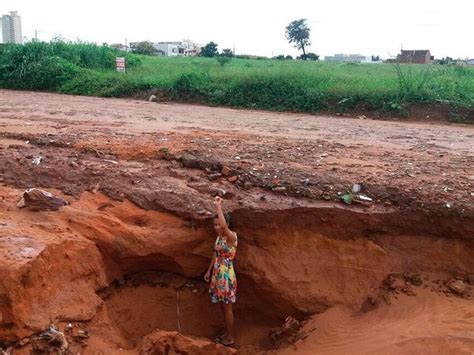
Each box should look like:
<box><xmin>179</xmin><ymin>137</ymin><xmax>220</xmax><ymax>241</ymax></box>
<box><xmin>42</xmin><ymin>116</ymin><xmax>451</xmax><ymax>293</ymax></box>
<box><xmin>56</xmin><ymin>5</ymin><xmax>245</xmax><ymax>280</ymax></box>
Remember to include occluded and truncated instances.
<box><xmin>1</xmin><ymin>0</ymin><xmax>472</xmax><ymax>59</ymax></box>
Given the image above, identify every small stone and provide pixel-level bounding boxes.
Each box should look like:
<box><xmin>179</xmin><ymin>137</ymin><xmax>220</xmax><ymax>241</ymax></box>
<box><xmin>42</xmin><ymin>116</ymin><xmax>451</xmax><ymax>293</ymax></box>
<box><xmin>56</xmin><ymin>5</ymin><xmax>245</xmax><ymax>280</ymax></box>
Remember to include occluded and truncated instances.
<box><xmin>208</xmin><ymin>173</ymin><xmax>222</xmax><ymax>181</ymax></box>
<box><xmin>228</xmin><ymin>176</ymin><xmax>238</xmax><ymax>183</ymax></box>
<box><xmin>181</xmin><ymin>153</ymin><xmax>201</xmax><ymax>169</ymax></box>
<box><xmin>221</xmin><ymin>166</ymin><xmax>232</xmax><ymax>176</ymax></box>
<box><xmin>405</xmin><ymin>273</ymin><xmax>423</xmax><ymax>287</ymax></box>
<box><xmin>243</xmin><ymin>181</ymin><xmax>253</xmax><ymax>189</ymax></box>
<box><xmin>448</xmin><ymin>280</ymin><xmax>467</xmax><ymax>295</ymax></box>
<box><xmin>272</xmin><ymin>187</ymin><xmax>287</xmax><ymax>192</ymax></box>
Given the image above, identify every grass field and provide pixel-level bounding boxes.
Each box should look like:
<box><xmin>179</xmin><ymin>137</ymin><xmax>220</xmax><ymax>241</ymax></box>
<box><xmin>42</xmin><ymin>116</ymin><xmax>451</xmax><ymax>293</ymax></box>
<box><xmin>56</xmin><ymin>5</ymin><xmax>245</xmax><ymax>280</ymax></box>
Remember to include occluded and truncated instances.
<box><xmin>1</xmin><ymin>42</ymin><xmax>473</xmax><ymax>118</ymax></box>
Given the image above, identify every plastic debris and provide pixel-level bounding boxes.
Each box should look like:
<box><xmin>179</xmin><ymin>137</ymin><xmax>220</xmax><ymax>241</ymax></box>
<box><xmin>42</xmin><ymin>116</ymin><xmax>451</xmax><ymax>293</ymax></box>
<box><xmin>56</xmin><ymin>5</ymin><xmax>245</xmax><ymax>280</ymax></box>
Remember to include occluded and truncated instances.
<box><xmin>357</xmin><ymin>194</ymin><xmax>373</xmax><ymax>202</ymax></box>
<box><xmin>32</xmin><ymin>156</ymin><xmax>43</xmax><ymax>165</ymax></box>
<box><xmin>341</xmin><ymin>193</ymin><xmax>353</xmax><ymax>205</ymax></box>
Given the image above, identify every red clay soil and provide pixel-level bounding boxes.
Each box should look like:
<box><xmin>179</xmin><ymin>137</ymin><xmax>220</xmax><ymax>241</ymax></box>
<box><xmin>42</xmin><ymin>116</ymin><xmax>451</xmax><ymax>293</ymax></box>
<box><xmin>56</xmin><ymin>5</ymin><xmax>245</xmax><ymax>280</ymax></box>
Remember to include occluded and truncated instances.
<box><xmin>0</xmin><ymin>90</ymin><xmax>473</xmax><ymax>354</ymax></box>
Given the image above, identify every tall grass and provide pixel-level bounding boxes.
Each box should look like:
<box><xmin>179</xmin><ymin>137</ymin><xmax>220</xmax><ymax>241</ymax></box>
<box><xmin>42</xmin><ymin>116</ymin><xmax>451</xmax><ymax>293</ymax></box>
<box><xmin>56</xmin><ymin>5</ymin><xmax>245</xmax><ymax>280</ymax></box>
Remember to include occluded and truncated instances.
<box><xmin>0</xmin><ymin>41</ymin><xmax>139</xmax><ymax>90</ymax></box>
<box><xmin>0</xmin><ymin>42</ymin><xmax>473</xmax><ymax>117</ymax></box>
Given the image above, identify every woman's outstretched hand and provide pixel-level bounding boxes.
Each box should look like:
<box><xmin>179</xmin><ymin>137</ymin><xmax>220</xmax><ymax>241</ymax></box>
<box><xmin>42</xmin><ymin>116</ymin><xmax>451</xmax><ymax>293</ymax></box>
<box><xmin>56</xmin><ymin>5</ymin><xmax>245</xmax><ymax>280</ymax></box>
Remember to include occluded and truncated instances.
<box><xmin>204</xmin><ymin>270</ymin><xmax>211</xmax><ymax>283</ymax></box>
<box><xmin>214</xmin><ymin>196</ymin><xmax>223</xmax><ymax>206</ymax></box>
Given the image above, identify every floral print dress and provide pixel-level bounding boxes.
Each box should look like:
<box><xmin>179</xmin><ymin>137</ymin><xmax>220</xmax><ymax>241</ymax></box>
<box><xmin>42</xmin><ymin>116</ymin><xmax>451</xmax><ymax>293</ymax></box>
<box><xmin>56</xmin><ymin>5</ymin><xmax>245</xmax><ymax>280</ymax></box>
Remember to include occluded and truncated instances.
<box><xmin>210</xmin><ymin>234</ymin><xmax>237</xmax><ymax>304</ymax></box>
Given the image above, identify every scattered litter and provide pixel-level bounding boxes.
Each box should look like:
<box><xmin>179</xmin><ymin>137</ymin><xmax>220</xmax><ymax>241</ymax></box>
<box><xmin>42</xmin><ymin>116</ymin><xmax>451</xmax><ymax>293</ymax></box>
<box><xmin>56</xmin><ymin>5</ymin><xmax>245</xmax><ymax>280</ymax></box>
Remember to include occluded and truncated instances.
<box><xmin>319</xmin><ymin>153</ymin><xmax>328</xmax><ymax>158</ymax></box>
<box><xmin>357</xmin><ymin>194</ymin><xmax>373</xmax><ymax>202</ymax></box>
<box><xmin>148</xmin><ymin>95</ymin><xmax>157</xmax><ymax>102</ymax></box>
<box><xmin>104</xmin><ymin>159</ymin><xmax>118</xmax><ymax>165</ymax></box>
<box><xmin>301</xmin><ymin>178</ymin><xmax>310</xmax><ymax>186</ymax></box>
<box><xmin>32</xmin><ymin>324</ymin><xmax>69</xmax><ymax>353</ymax></box>
<box><xmin>444</xmin><ymin>203</ymin><xmax>451</xmax><ymax>209</ymax></box>
<box><xmin>443</xmin><ymin>187</ymin><xmax>453</xmax><ymax>193</ymax></box>
<box><xmin>32</xmin><ymin>156</ymin><xmax>43</xmax><ymax>165</ymax></box>
<box><xmin>352</xmin><ymin>184</ymin><xmax>362</xmax><ymax>193</ymax></box>
<box><xmin>234</xmin><ymin>156</ymin><xmax>241</xmax><ymax>160</ymax></box>
<box><xmin>17</xmin><ymin>188</ymin><xmax>68</xmax><ymax>211</ymax></box>
<box><xmin>269</xmin><ymin>316</ymin><xmax>302</xmax><ymax>345</ymax></box>
<box><xmin>341</xmin><ymin>193</ymin><xmax>353</xmax><ymax>205</ymax></box>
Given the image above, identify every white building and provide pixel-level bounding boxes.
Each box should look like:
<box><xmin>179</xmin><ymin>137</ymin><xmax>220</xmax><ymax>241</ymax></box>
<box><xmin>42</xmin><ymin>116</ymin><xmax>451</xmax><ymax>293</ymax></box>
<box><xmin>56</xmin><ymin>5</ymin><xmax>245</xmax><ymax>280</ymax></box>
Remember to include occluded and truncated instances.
<box><xmin>324</xmin><ymin>54</ymin><xmax>380</xmax><ymax>63</ymax></box>
<box><xmin>1</xmin><ymin>11</ymin><xmax>22</xmax><ymax>44</ymax></box>
<box><xmin>154</xmin><ymin>42</ymin><xmax>185</xmax><ymax>56</ymax></box>
<box><xmin>154</xmin><ymin>40</ymin><xmax>201</xmax><ymax>57</ymax></box>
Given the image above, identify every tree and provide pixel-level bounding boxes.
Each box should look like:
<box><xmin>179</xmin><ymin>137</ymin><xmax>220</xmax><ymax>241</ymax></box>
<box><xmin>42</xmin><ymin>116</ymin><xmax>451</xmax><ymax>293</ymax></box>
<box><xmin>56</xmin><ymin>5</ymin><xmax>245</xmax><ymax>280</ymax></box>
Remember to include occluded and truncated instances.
<box><xmin>298</xmin><ymin>52</ymin><xmax>319</xmax><ymax>61</ymax></box>
<box><xmin>221</xmin><ymin>48</ymin><xmax>234</xmax><ymax>57</ymax></box>
<box><xmin>130</xmin><ymin>41</ymin><xmax>157</xmax><ymax>56</ymax></box>
<box><xmin>200</xmin><ymin>42</ymin><xmax>218</xmax><ymax>57</ymax></box>
<box><xmin>285</xmin><ymin>19</ymin><xmax>311</xmax><ymax>58</ymax></box>
<box><xmin>285</xmin><ymin>55</ymin><xmax>293</xmax><ymax>60</ymax></box>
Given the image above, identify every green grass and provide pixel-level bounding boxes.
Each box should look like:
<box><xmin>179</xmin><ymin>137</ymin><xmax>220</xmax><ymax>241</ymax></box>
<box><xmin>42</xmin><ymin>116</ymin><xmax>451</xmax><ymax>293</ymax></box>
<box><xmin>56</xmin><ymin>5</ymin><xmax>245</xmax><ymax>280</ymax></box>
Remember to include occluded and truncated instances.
<box><xmin>1</xmin><ymin>42</ymin><xmax>473</xmax><ymax>118</ymax></box>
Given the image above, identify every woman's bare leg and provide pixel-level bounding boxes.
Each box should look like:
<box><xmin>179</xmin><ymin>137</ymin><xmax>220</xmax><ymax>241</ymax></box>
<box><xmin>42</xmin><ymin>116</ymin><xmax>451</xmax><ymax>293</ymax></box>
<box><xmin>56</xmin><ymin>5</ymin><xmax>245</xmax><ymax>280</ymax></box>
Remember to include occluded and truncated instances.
<box><xmin>223</xmin><ymin>303</ymin><xmax>234</xmax><ymax>343</ymax></box>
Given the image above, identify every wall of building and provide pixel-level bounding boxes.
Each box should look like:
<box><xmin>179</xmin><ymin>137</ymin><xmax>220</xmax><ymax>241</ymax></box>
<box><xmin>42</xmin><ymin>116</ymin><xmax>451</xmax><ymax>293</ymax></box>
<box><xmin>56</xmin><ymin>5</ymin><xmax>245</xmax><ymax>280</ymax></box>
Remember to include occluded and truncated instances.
<box><xmin>1</xmin><ymin>12</ymin><xmax>22</xmax><ymax>44</ymax></box>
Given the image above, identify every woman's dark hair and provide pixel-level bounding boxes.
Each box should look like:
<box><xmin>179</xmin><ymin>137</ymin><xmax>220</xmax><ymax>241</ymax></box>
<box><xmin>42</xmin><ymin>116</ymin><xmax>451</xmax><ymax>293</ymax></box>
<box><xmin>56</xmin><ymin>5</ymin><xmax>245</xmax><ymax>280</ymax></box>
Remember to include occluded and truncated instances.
<box><xmin>214</xmin><ymin>212</ymin><xmax>235</xmax><ymax>231</ymax></box>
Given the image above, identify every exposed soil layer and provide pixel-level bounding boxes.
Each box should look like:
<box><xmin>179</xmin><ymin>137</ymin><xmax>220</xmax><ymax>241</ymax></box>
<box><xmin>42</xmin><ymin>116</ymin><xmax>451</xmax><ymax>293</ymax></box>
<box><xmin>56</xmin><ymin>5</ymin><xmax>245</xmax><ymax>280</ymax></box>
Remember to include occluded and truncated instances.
<box><xmin>0</xmin><ymin>90</ymin><xmax>473</xmax><ymax>354</ymax></box>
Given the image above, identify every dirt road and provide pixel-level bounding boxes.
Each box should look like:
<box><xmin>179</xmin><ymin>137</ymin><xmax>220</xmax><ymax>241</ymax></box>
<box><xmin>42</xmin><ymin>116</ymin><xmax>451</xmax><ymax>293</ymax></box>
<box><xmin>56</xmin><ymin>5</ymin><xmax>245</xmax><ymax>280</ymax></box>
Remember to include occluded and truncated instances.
<box><xmin>1</xmin><ymin>89</ymin><xmax>473</xmax><ymax>216</ymax></box>
<box><xmin>0</xmin><ymin>90</ymin><xmax>473</xmax><ymax>354</ymax></box>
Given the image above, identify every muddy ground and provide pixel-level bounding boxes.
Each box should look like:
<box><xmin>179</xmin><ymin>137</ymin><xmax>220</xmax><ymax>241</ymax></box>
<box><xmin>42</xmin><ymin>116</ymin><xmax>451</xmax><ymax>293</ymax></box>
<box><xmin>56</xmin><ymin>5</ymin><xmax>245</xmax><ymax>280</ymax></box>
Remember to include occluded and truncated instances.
<box><xmin>0</xmin><ymin>89</ymin><xmax>473</xmax><ymax>354</ymax></box>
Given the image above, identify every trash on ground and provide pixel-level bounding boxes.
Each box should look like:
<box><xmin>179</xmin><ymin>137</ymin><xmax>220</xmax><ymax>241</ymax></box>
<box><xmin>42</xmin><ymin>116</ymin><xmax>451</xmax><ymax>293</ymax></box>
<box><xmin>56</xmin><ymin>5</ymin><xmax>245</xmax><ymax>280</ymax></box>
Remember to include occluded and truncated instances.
<box><xmin>341</xmin><ymin>193</ymin><xmax>353</xmax><ymax>205</ymax></box>
<box><xmin>17</xmin><ymin>188</ymin><xmax>68</xmax><ymax>211</ymax></box>
<box><xmin>32</xmin><ymin>156</ymin><xmax>43</xmax><ymax>165</ymax></box>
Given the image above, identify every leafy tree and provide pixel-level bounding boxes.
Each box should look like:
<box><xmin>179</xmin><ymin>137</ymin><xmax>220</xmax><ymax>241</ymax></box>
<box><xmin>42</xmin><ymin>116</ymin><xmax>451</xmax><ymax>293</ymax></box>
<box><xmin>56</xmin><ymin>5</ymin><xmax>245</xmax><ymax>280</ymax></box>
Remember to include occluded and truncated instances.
<box><xmin>274</xmin><ymin>54</ymin><xmax>285</xmax><ymax>60</ymax></box>
<box><xmin>221</xmin><ymin>48</ymin><xmax>234</xmax><ymax>57</ymax></box>
<box><xmin>285</xmin><ymin>55</ymin><xmax>293</xmax><ymax>60</ymax></box>
<box><xmin>285</xmin><ymin>19</ymin><xmax>311</xmax><ymax>57</ymax></box>
<box><xmin>298</xmin><ymin>52</ymin><xmax>319</xmax><ymax>61</ymax></box>
<box><xmin>130</xmin><ymin>41</ymin><xmax>157</xmax><ymax>56</ymax></box>
<box><xmin>200</xmin><ymin>42</ymin><xmax>218</xmax><ymax>57</ymax></box>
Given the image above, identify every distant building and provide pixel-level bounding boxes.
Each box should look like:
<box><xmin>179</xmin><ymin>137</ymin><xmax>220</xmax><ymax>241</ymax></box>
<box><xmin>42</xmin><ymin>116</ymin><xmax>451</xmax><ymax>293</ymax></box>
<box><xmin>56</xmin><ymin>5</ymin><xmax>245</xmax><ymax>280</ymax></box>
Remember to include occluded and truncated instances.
<box><xmin>110</xmin><ymin>43</ymin><xmax>130</xmax><ymax>52</ymax></box>
<box><xmin>467</xmin><ymin>59</ymin><xmax>474</xmax><ymax>66</ymax></box>
<box><xmin>1</xmin><ymin>11</ymin><xmax>22</xmax><ymax>44</ymax></box>
<box><xmin>324</xmin><ymin>54</ymin><xmax>380</xmax><ymax>63</ymax></box>
<box><xmin>154</xmin><ymin>40</ymin><xmax>201</xmax><ymax>57</ymax></box>
<box><xmin>396</xmin><ymin>50</ymin><xmax>433</xmax><ymax>64</ymax></box>
<box><xmin>154</xmin><ymin>42</ymin><xmax>185</xmax><ymax>56</ymax></box>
